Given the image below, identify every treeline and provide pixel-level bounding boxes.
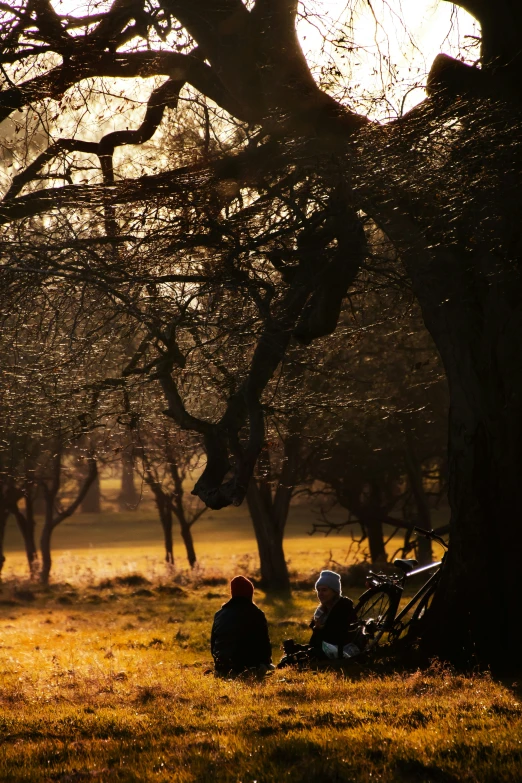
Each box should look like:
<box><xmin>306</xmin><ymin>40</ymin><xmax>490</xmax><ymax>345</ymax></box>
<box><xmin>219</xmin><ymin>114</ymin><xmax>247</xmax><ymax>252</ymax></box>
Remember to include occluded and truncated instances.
<box><xmin>1</xmin><ymin>277</ymin><xmax>448</xmax><ymax>589</ymax></box>
<box><xmin>0</xmin><ymin>1</ymin><xmax>446</xmax><ymax>591</ymax></box>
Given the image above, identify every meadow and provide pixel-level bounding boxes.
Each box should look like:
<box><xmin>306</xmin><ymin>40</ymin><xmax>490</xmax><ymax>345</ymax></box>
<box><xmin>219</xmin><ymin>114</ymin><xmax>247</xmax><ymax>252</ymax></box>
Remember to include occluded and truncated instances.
<box><xmin>1</xmin><ymin>506</ymin><xmax>521</xmax><ymax>782</ymax></box>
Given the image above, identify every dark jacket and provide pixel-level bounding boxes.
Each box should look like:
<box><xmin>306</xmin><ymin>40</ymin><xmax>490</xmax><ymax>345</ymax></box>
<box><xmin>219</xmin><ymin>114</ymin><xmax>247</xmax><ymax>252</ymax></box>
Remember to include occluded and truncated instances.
<box><xmin>309</xmin><ymin>596</ymin><xmax>358</xmax><ymax>658</ymax></box>
<box><xmin>211</xmin><ymin>596</ymin><xmax>272</xmax><ymax>673</ymax></box>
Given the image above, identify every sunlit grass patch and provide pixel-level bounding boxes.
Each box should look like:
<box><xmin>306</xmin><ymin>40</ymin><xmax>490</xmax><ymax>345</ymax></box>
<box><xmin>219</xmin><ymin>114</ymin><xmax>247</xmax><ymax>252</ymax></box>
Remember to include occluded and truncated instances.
<box><xmin>0</xmin><ymin>574</ymin><xmax>520</xmax><ymax>782</ymax></box>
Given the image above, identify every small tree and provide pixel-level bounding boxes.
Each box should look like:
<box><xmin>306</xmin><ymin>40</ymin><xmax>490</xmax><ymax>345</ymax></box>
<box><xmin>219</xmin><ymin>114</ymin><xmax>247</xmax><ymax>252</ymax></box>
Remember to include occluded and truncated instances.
<box><xmin>38</xmin><ymin>445</ymin><xmax>98</xmax><ymax>583</ymax></box>
<box><xmin>246</xmin><ymin>420</ymin><xmax>302</xmax><ymax>593</ymax></box>
<box><xmin>135</xmin><ymin>422</ymin><xmax>206</xmax><ymax>568</ymax></box>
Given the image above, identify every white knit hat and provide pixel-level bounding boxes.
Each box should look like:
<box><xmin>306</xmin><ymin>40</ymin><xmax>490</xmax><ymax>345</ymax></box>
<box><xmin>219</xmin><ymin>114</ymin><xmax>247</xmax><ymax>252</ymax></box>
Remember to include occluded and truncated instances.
<box><xmin>315</xmin><ymin>570</ymin><xmax>342</xmax><ymax>594</ymax></box>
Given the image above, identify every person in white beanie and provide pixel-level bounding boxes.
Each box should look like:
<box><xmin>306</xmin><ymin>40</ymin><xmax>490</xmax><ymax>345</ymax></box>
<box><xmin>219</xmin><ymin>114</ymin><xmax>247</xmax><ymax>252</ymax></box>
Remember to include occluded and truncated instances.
<box><xmin>308</xmin><ymin>570</ymin><xmax>358</xmax><ymax>659</ymax></box>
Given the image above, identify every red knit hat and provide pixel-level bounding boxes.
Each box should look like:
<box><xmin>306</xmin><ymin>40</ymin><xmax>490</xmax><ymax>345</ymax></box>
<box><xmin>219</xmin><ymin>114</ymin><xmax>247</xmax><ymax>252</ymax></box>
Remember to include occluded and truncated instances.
<box><xmin>230</xmin><ymin>575</ymin><xmax>254</xmax><ymax>599</ymax></box>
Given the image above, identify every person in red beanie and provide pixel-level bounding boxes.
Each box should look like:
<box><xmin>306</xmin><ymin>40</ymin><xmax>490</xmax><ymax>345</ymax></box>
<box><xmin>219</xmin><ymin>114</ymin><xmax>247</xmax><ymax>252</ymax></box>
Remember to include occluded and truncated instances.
<box><xmin>211</xmin><ymin>575</ymin><xmax>272</xmax><ymax>675</ymax></box>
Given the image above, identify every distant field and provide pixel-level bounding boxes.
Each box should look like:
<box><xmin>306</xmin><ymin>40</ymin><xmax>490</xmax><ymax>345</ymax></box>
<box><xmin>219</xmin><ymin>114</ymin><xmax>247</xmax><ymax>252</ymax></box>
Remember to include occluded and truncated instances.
<box><xmin>2</xmin><ymin>500</ymin><xmax>449</xmax><ymax>585</ymax></box>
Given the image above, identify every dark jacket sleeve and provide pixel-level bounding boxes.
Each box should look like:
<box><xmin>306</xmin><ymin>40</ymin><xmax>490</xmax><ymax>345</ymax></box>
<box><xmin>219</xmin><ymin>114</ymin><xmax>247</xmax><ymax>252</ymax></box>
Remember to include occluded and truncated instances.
<box><xmin>251</xmin><ymin>607</ymin><xmax>272</xmax><ymax>665</ymax></box>
<box><xmin>310</xmin><ymin>597</ymin><xmax>357</xmax><ymax>653</ymax></box>
<box><xmin>210</xmin><ymin>614</ymin><xmax>217</xmax><ymax>657</ymax></box>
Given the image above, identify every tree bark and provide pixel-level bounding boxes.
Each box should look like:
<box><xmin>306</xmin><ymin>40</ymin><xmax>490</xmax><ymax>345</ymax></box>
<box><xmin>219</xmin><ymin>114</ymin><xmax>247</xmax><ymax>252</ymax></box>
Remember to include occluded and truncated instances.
<box><xmin>244</xmin><ymin>426</ymin><xmax>302</xmax><ymax>595</ymax></box>
<box><xmin>178</xmin><ymin>513</ymin><xmax>197</xmax><ymax>568</ymax></box>
<box><xmin>337</xmin><ymin>487</ymin><xmax>388</xmax><ymax>564</ymax></box>
<box><xmin>425</xmin><ymin>17</ymin><xmax>522</xmax><ymax>670</ymax></box>
<box><xmin>365</xmin><ymin>148</ymin><xmax>522</xmax><ymax>670</ymax></box>
<box><xmin>147</xmin><ymin>485</ymin><xmax>175</xmax><ymax>565</ymax></box>
<box><xmin>39</xmin><ymin>521</ymin><xmax>54</xmax><ymax>586</ymax></box>
<box><xmin>398</xmin><ymin>239</ymin><xmax>522</xmax><ymax>671</ymax></box>
<box><xmin>118</xmin><ymin>448</ymin><xmax>139</xmax><ymax>510</ymax></box>
<box><xmin>81</xmin><ymin>470</ymin><xmax>101</xmax><ymax>513</ymax></box>
<box><xmin>362</xmin><ymin>514</ymin><xmax>388</xmax><ymax>564</ymax></box>
<box><xmin>246</xmin><ymin>479</ymin><xmax>291</xmax><ymax>594</ymax></box>
<box><xmin>40</xmin><ymin>456</ymin><xmax>98</xmax><ymax>584</ymax></box>
<box><xmin>159</xmin><ymin>502</ymin><xmax>175</xmax><ymax>565</ymax></box>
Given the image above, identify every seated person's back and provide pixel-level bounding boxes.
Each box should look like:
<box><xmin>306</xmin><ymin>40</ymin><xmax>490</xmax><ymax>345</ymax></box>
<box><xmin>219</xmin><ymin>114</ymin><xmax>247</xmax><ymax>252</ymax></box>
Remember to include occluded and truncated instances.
<box><xmin>211</xmin><ymin>575</ymin><xmax>272</xmax><ymax>673</ymax></box>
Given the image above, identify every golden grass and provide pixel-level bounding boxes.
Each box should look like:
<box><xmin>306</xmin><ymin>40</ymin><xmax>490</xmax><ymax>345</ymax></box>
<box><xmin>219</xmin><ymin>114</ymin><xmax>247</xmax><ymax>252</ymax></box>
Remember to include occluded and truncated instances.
<box><xmin>1</xmin><ymin>508</ymin><xmax>516</xmax><ymax>781</ymax></box>
<box><xmin>1</xmin><ymin>567</ymin><xmax>521</xmax><ymax>782</ymax></box>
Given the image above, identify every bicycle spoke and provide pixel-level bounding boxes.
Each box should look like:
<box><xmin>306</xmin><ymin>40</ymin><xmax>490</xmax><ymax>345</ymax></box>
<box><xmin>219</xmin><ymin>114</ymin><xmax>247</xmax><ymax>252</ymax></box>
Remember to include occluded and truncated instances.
<box><xmin>356</xmin><ymin>588</ymin><xmax>396</xmax><ymax>652</ymax></box>
<box><xmin>359</xmin><ymin>593</ymin><xmax>391</xmax><ymax>622</ymax></box>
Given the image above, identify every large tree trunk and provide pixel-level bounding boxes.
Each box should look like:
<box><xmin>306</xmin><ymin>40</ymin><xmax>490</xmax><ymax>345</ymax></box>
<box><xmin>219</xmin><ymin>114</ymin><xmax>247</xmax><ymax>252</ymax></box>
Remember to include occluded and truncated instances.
<box><xmin>412</xmin><ymin>247</ymin><xmax>522</xmax><ymax>671</ymax></box>
<box><xmin>245</xmin><ymin>427</ymin><xmax>301</xmax><ymax>595</ymax></box>
<box><xmin>370</xmin><ymin>113</ymin><xmax>522</xmax><ymax>669</ymax></box>
<box><xmin>246</xmin><ymin>480</ymin><xmax>291</xmax><ymax>594</ymax></box>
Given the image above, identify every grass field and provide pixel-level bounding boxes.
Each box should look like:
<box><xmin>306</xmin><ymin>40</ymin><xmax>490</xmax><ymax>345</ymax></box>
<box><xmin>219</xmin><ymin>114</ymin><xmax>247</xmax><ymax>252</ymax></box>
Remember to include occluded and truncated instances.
<box><xmin>1</xmin><ymin>507</ymin><xmax>520</xmax><ymax>782</ymax></box>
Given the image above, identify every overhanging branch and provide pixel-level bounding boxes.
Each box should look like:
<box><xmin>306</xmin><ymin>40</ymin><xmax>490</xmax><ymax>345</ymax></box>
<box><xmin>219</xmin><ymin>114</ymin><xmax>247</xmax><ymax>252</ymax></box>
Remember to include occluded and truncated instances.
<box><xmin>0</xmin><ymin>50</ymin><xmax>248</xmax><ymax>124</ymax></box>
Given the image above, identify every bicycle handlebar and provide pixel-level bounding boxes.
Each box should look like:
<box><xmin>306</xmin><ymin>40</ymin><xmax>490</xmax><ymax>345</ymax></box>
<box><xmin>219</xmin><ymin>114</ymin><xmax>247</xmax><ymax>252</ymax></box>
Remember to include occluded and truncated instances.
<box><xmin>413</xmin><ymin>526</ymin><xmax>448</xmax><ymax>549</ymax></box>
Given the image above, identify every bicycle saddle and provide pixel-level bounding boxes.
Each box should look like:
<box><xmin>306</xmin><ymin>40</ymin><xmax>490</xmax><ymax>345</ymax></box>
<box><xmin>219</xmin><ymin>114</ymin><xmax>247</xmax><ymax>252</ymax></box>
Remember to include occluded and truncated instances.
<box><xmin>393</xmin><ymin>558</ymin><xmax>418</xmax><ymax>573</ymax></box>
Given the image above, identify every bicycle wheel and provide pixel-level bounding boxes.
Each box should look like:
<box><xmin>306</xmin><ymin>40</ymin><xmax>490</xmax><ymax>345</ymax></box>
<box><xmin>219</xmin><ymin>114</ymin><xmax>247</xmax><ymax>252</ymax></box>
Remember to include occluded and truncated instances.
<box><xmin>355</xmin><ymin>586</ymin><xmax>398</xmax><ymax>651</ymax></box>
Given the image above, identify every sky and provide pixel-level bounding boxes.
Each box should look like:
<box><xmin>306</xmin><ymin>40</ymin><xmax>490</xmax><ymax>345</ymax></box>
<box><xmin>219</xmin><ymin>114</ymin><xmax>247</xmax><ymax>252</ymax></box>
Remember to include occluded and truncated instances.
<box><xmin>297</xmin><ymin>0</ymin><xmax>479</xmax><ymax>118</ymax></box>
<box><xmin>0</xmin><ymin>0</ymin><xmax>479</xmax><ymax>190</ymax></box>
<box><xmin>48</xmin><ymin>1</ymin><xmax>478</xmax><ymax>120</ymax></box>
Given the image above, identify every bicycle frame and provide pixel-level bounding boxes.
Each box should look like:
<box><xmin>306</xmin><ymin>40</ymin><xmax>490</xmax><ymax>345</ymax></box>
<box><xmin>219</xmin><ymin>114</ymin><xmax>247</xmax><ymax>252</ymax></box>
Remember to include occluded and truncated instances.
<box><xmin>356</xmin><ymin>526</ymin><xmax>448</xmax><ymax>651</ymax></box>
<box><xmin>392</xmin><ymin>561</ymin><xmax>441</xmax><ymax>628</ymax></box>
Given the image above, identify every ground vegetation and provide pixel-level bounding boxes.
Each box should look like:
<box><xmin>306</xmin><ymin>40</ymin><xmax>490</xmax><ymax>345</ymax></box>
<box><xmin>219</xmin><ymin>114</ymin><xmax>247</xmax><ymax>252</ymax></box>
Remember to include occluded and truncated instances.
<box><xmin>0</xmin><ymin>562</ymin><xmax>520</xmax><ymax>783</ymax></box>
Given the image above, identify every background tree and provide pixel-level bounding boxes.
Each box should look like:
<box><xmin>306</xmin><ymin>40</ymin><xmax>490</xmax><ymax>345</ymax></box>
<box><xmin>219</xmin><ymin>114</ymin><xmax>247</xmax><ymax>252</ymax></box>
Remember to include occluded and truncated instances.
<box><xmin>37</xmin><ymin>441</ymin><xmax>98</xmax><ymax>584</ymax></box>
<box><xmin>133</xmin><ymin>402</ymin><xmax>207</xmax><ymax>567</ymax></box>
<box><xmin>79</xmin><ymin>441</ymin><xmax>103</xmax><ymax>514</ymax></box>
<box><xmin>304</xmin><ymin>285</ymin><xmax>448</xmax><ymax>564</ymax></box>
<box><xmin>117</xmin><ymin>445</ymin><xmax>140</xmax><ymax>511</ymax></box>
<box><xmin>246</xmin><ymin>418</ymin><xmax>302</xmax><ymax>593</ymax></box>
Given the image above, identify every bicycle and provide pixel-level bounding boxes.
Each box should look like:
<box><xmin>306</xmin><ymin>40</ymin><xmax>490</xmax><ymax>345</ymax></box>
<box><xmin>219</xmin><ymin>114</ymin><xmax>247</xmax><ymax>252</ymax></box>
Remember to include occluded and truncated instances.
<box><xmin>354</xmin><ymin>526</ymin><xmax>448</xmax><ymax>652</ymax></box>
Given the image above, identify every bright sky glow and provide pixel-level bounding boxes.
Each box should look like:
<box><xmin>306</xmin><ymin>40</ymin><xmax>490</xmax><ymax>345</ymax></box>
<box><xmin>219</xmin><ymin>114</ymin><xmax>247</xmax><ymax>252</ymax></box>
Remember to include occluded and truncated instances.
<box><xmin>0</xmin><ymin>0</ymin><xmax>480</xmax><ymax>193</ymax></box>
<box><xmin>298</xmin><ymin>0</ymin><xmax>479</xmax><ymax>119</ymax></box>
<box><xmin>49</xmin><ymin>0</ymin><xmax>479</xmax><ymax>121</ymax></box>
